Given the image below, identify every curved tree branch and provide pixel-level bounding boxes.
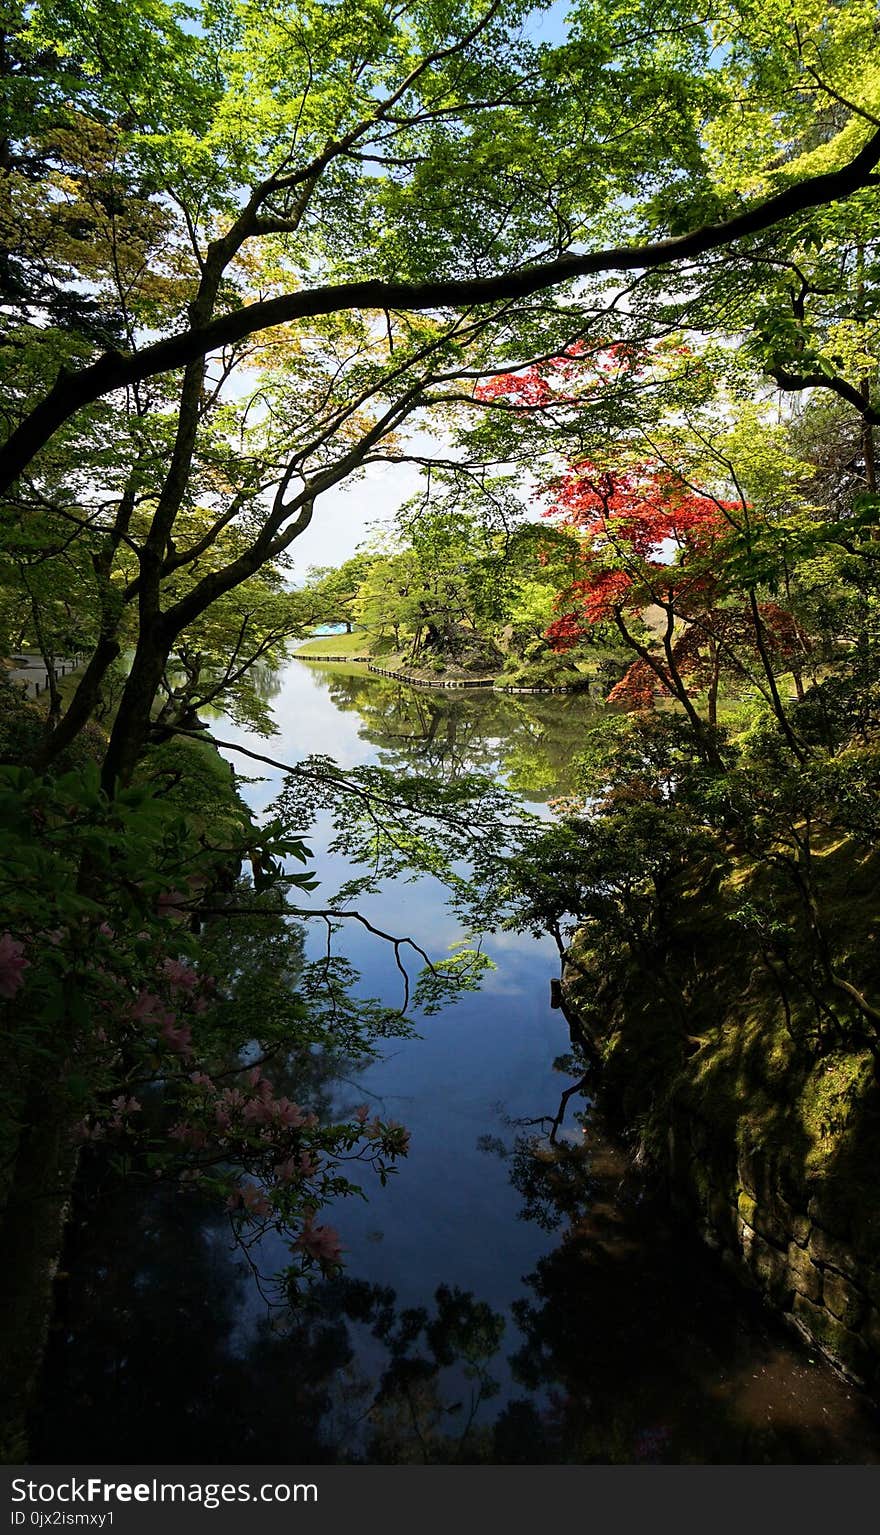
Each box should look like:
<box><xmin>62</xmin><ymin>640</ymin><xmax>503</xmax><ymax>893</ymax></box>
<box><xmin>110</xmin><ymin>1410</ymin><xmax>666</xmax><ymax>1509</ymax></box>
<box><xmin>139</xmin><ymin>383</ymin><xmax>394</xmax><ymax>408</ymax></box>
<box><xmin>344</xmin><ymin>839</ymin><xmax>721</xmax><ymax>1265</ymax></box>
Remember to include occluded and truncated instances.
<box><xmin>3</xmin><ymin>123</ymin><xmax>880</xmax><ymax>495</ymax></box>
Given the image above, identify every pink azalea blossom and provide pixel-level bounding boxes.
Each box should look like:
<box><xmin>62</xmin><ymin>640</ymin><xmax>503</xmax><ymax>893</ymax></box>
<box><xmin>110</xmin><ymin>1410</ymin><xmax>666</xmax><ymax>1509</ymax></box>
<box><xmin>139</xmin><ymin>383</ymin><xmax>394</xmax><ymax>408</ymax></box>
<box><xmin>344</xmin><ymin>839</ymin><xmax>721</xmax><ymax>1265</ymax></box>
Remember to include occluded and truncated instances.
<box><xmin>130</xmin><ymin>989</ymin><xmax>164</xmax><ymax>1024</ymax></box>
<box><xmin>273</xmin><ymin>1097</ymin><xmax>305</xmax><ymax>1128</ymax></box>
<box><xmin>0</xmin><ymin>933</ymin><xmax>29</xmax><ymax>999</ymax></box>
<box><xmin>190</xmin><ymin>1071</ymin><xmax>213</xmax><ymax>1088</ymax></box>
<box><xmin>169</xmin><ymin>1120</ymin><xmax>205</xmax><ymax>1147</ymax></box>
<box><xmin>160</xmin><ymin>1019</ymin><xmax>193</xmax><ymax>1055</ymax></box>
<box><xmin>110</xmin><ymin>1095</ymin><xmax>141</xmax><ymax>1116</ymax></box>
<box><xmin>74</xmin><ymin>1119</ymin><xmax>105</xmax><ymax>1142</ymax></box>
<box><xmin>293</xmin><ymin>1218</ymin><xmax>343</xmax><ymax>1265</ymax></box>
<box><xmin>227</xmin><ymin>1183</ymin><xmax>271</xmax><ymax>1218</ymax></box>
<box><xmin>274</xmin><ymin>1158</ymin><xmax>301</xmax><ymax>1184</ymax></box>
<box><xmin>162</xmin><ymin>958</ymin><xmax>199</xmax><ymax>991</ymax></box>
<box><xmin>245</xmin><ymin>1069</ymin><xmax>273</xmax><ymax>1101</ymax></box>
<box><xmin>242</xmin><ymin>1097</ymin><xmax>274</xmax><ymax>1126</ymax></box>
<box><xmin>384</xmin><ymin>1119</ymin><xmax>411</xmax><ymax>1153</ymax></box>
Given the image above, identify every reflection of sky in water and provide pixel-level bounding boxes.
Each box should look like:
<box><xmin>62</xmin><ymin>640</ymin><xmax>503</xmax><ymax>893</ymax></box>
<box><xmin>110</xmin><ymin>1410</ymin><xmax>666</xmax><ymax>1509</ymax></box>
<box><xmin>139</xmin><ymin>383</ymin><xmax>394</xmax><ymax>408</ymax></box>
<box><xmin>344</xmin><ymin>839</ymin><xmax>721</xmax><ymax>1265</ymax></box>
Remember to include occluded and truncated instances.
<box><xmin>204</xmin><ymin>664</ymin><xmax>880</xmax><ymax>1462</ymax></box>
<box><xmin>218</xmin><ymin>661</ymin><xmax>576</xmax><ymax>1416</ymax></box>
<box><xmin>34</xmin><ymin>659</ymin><xmax>880</xmax><ymax>1463</ymax></box>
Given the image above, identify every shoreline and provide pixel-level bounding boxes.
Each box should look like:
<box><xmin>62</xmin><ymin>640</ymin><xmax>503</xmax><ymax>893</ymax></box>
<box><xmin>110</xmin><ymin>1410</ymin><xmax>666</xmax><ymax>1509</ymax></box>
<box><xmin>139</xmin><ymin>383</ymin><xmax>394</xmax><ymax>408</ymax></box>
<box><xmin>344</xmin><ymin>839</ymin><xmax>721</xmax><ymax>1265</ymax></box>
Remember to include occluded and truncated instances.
<box><xmin>294</xmin><ymin>651</ymin><xmax>589</xmax><ymax>695</ymax></box>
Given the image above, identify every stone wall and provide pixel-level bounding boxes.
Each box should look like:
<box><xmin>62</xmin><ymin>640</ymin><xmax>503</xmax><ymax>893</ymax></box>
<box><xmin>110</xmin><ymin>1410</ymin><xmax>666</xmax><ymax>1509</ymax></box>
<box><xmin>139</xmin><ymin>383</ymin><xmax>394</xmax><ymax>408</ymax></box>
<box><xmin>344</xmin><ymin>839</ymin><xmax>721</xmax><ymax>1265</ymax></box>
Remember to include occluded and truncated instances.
<box><xmin>664</xmin><ymin>1109</ymin><xmax>880</xmax><ymax>1388</ymax></box>
<box><xmin>560</xmin><ymin>972</ymin><xmax>880</xmax><ymax>1393</ymax></box>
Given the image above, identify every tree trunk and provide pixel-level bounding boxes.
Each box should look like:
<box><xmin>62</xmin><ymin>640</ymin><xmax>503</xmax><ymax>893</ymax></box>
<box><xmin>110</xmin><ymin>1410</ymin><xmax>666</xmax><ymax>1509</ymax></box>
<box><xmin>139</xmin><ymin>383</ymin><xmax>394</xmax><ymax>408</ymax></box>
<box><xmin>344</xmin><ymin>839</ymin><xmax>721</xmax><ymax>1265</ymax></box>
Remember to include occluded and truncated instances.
<box><xmin>100</xmin><ymin>630</ymin><xmax>170</xmax><ymax>792</ymax></box>
<box><xmin>32</xmin><ymin>636</ymin><xmax>121</xmax><ymax>772</ymax></box>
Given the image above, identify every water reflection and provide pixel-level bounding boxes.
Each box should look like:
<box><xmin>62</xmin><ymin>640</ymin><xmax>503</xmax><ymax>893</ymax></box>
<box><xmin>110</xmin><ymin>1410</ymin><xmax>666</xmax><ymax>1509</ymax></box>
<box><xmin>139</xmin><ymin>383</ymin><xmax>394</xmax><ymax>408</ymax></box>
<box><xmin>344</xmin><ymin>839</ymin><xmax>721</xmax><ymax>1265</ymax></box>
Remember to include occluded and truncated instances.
<box><xmin>309</xmin><ymin>664</ymin><xmax>598</xmax><ymax>800</ymax></box>
<box><xmin>34</xmin><ymin>1061</ymin><xmax>880</xmax><ymax>1464</ymax></box>
<box><xmin>31</xmin><ymin>662</ymin><xmax>880</xmax><ymax>1463</ymax></box>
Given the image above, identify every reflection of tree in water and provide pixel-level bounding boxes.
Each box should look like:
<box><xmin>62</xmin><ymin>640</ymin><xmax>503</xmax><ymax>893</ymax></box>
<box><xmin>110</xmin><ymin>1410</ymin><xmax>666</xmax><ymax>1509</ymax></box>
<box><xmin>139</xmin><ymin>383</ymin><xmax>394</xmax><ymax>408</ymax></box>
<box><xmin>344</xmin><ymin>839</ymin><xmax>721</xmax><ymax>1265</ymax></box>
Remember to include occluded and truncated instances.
<box><xmin>486</xmin><ymin>1059</ymin><xmax>880</xmax><ymax>1465</ymax></box>
<box><xmin>35</xmin><ymin>1045</ymin><xmax>880</xmax><ymax>1464</ymax></box>
<box><xmin>314</xmin><ymin>669</ymin><xmax>599</xmax><ymax>799</ymax></box>
<box><xmin>32</xmin><ymin>1177</ymin><xmax>510</xmax><ymax>1463</ymax></box>
<box><xmin>32</xmin><ymin>1183</ymin><xmax>347</xmax><ymax>1463</ymax></box>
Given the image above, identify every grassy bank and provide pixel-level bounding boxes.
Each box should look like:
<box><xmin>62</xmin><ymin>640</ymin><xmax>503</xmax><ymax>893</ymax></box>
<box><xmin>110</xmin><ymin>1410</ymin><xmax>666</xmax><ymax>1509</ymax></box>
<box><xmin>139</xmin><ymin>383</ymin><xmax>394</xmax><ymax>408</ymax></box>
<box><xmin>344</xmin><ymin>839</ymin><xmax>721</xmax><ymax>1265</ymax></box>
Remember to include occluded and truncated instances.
<box><xmin>294</xmin><ymin>629</ymin><xmax>383</xmax><ymax>659</ymax></box>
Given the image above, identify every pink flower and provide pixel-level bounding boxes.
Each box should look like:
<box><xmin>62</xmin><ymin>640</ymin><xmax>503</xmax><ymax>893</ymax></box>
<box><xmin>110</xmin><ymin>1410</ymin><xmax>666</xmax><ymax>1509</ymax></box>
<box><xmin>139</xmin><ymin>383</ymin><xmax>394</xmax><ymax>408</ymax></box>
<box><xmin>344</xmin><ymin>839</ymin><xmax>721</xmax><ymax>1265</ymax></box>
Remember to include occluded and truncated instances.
<box><xmin>162</xmin><ymin>958</ymin><xmax>199</xmax><ymax>991</ymax></box>
<box><xmin>0</xmin><ymin>933</ymin><xmax>29</xmax><ymax>999</ymax></box>
<box><xmin>169</xmin><ymin>1120</ymin><xmax>205</xmax><ymax>1147</ymax></box>
<box><xmin>293</xmin><ymin>1217</ymin><xmax>343</xmax><ymax>1266</ymax></box>
<box><xmin>274</xmin><ymin>1158</ymin><xmax>301</xmax><ymax>1184</ymax></box>
<box><xmin>384</xmin><ymin>1119</ymin><xmax>411</xmax><ymax>1153</ymax></box>
<box><xmin>110</xmin><ymin>1095</ymin><xmax>141</xmax><ymax>1117</ymax></box>
<box><xmin>160</xmin><ymin>1019</ymin><xmax>193</xmax><ymax>1055</ymax></box>
<box><xmin>74</xmin><ymin>1119</ymin><xmax>105</xmax><ymax>1142</ymax></box>
<box><xmin>245</xmin><ymin>1069</ymin><xmax>273</xmax><ymax>1101</ymax></box>
<box><xmin>274</xmin><ymin>1097</ymin><xmax>305</xmax><ymax>1128</ymax></box>
<box><xmin>190</xmin><ymin>1071</ymin><xmax>213</xmax><ymax>1088</ymax></box>
<box><xmin>354</xmin><ymin>1104</ymin><xmax>370</xmax><ymax>1124</ymax></box>
<box><xmin>129</xmin><ymin>989</ymin><xmax>164</xmax><ymax>1024</ymax></box>
<box><xmin>227</xmin><ymin>1183</ymin><xmax>271</xmax><ymax>1218</ymax></box>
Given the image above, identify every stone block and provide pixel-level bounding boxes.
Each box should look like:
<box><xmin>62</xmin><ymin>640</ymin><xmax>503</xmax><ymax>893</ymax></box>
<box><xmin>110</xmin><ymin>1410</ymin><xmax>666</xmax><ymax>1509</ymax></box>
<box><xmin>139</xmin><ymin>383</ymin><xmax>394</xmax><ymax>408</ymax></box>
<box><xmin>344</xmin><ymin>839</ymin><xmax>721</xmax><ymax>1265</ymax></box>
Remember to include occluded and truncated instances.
<box><xmin>808</xmin><ymin>1225</ymin><xmax>860</xmax><ymax>1280</ymax></box>
<box><xmin>792</xmin><ymin>1294</ymin><xmax>869</xmax><ymax>1382</ymax></box>
<box><xmin>807</xmin><ymin>1188</ymin><xmax>851</xmax><ymax>1241</ymax></box>
<box><xmin>749</xmin><ymin>1233</ymin><xmax>794</xmax><ymax>1307</ymax></box>
<box><xmin>822</xmin><ymin>1270</ymin><xmax>866</xmax><ymax>1330</ymax></box>
<box><xmin>787</xmin><ymin>1242</ymin><xmax>822</xmax><ymax>1304</ymax></box>
<box><xmin>849</xmin><ymin>1208</ymin><xmax>880</xmax><ymax>1268</ymax></box>
<box><xmin>748</xmin><ymin>1194</ymin><xmax>790</xmax><ymax>1251</ymax></box>
<box><xmin>786</xmin><ymin>1207</ymin><xmax>811</xmax><ymax>1248</ymax></box>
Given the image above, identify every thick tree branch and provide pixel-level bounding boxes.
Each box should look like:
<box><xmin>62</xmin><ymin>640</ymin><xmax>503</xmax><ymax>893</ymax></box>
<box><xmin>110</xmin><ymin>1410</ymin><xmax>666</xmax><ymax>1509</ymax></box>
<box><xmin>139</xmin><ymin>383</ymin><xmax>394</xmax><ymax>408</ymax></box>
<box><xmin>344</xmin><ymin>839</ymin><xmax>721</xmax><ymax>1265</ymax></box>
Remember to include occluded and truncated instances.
<box><xmin>3</xmin><ymin>123</ymin><xmax>880</xmax><ymax>495</ymax></box>
<box><xmin>769</xmin><ymin>363</ymin><xmax>880</xmax><ymax>422</ymax></box>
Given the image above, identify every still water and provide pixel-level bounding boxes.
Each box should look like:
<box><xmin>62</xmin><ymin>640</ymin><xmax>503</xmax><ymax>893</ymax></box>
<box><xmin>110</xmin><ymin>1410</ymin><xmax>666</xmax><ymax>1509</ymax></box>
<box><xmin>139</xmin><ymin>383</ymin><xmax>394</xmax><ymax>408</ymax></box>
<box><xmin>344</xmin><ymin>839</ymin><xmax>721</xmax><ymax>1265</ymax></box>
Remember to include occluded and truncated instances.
<box><xmin>32</xmin><ymin>661</ymin><xmax>880</xmax><ymax>1462</ymax></box>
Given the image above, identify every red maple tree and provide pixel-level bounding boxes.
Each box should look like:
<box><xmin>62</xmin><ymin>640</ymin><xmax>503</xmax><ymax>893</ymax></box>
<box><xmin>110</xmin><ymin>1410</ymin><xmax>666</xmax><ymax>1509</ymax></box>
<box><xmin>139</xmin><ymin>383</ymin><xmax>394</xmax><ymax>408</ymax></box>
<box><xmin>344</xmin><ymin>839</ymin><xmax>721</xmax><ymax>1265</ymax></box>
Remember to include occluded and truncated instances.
<box><xmin>540</xmin><ymin>461</ymin><xmax>808</xmax><ymax>730</ymax></box>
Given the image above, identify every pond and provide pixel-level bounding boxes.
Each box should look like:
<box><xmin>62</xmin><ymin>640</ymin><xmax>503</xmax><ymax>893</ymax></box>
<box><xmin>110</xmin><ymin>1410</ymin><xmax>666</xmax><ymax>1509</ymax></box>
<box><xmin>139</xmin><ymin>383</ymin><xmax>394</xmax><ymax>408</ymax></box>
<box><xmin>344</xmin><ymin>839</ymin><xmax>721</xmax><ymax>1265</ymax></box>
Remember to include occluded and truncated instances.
<box><xmin>31</xmin><ymin>660</ymin><xmax>880</xmax><ymax>1463</ymax></box>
